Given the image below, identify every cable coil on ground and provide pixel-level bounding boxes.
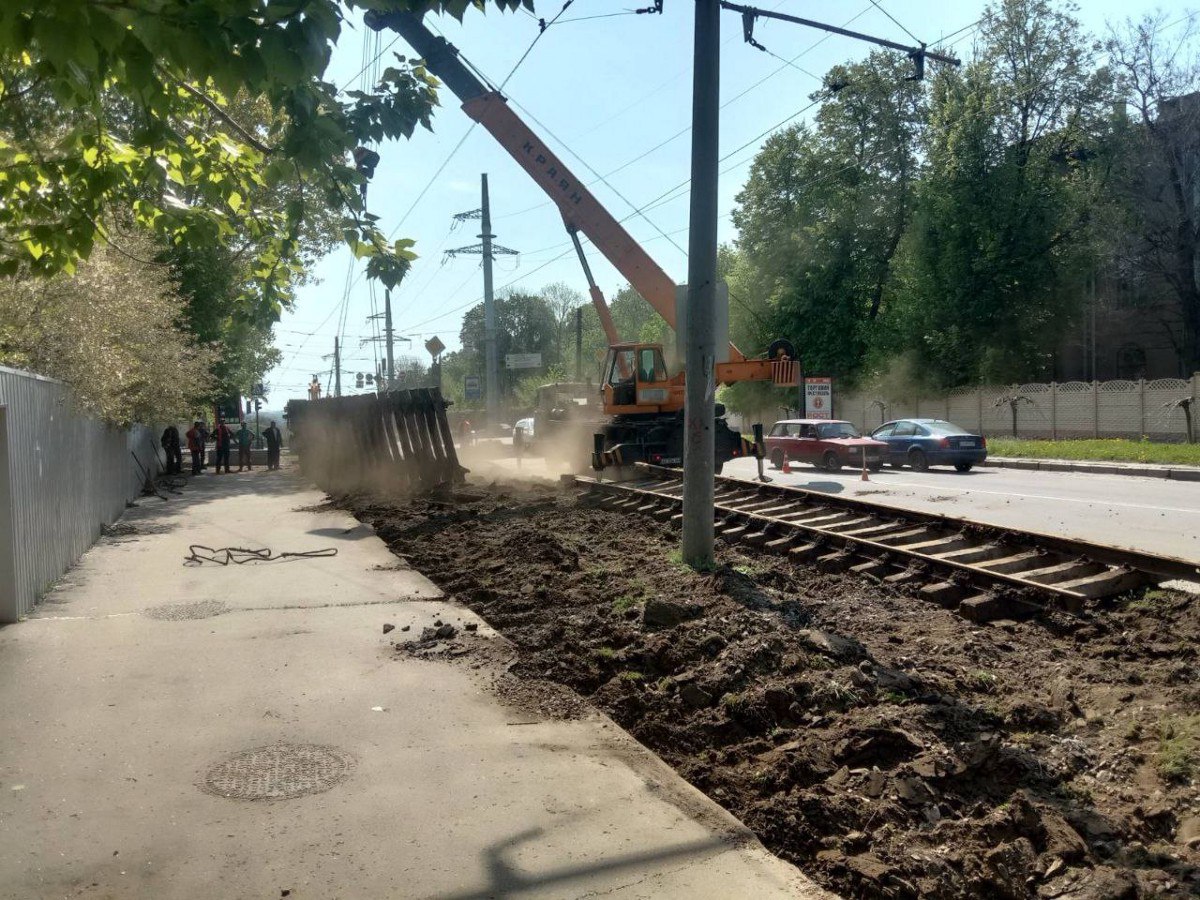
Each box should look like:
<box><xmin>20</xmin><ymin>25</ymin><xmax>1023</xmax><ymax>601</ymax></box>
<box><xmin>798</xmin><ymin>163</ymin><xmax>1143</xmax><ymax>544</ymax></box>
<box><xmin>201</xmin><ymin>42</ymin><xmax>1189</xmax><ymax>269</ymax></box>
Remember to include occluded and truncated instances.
<box><xmin>185</xmin><ymin>546</ymin><xmax>339</xmax><ymax>566</ymax></box>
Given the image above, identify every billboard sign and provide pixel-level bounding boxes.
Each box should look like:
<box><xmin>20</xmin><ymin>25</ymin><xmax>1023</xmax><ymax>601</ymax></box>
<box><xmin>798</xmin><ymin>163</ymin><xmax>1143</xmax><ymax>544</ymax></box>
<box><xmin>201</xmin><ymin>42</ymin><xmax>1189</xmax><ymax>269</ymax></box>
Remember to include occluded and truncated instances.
<box><xmin>505</xmin><ymin>353</ymin><xmax>542</xmax><ymax>369</ymax></box>
<box><xmin>804</xmin><ymin>377</ymin><xmax>833</xmax><ymax>419</ymax></box>
<box><xmin>464</xmin><ymin>375</ymin><xmax>482</xmax><ymax>400</ymax></box>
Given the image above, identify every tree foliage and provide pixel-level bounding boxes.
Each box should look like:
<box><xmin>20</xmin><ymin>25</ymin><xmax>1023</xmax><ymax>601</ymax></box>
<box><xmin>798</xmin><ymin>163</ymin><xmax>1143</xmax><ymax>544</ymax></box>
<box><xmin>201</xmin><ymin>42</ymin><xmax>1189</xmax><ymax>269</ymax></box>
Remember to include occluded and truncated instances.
<box><xmin>728</xmin><ymin>0</ymin><xmax>1123</xmax><ymax>396</ymax></box>
<box><xmin>1106</xmin><ymin>13</ymin><xmax>1200</xmax><ymax>370</ymax></box>
<box><xmin>0</xmin><ymin>232</ymin><xmax>216</xmax><ymax>422</ymax></box>
<box><xmin>0</xmin><ymin>0</ymin><xmax>524</xmax><ymax>308</ymax></box>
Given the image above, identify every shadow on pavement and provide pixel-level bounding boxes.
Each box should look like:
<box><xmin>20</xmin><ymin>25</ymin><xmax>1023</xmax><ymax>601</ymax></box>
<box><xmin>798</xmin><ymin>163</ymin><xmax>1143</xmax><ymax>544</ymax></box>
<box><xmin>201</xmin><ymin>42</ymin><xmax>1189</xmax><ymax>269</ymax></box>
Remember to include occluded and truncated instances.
<box><xmin>438</xmin><ymin>825</ymin><xmax>737</xmax><ymax>900</ymax></box>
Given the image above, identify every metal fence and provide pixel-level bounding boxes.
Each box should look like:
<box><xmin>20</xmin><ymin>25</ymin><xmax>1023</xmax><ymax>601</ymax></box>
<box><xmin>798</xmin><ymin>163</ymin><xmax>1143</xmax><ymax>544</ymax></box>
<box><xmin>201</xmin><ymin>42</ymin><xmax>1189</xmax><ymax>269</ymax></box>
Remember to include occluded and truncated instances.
<box><xmin>287</xmin><ymin>387</ymin><xmax>465</xmax><ymax>495</ymax></box>
<box><xmin>0</xmin><ymin>366</ymin><xmax>159</xmax><ymax>622</ymax></box>
<box><xmin>835</xmin><ymin>375</ymin><xmax>1200</xmax><ymax>440</ymax></box>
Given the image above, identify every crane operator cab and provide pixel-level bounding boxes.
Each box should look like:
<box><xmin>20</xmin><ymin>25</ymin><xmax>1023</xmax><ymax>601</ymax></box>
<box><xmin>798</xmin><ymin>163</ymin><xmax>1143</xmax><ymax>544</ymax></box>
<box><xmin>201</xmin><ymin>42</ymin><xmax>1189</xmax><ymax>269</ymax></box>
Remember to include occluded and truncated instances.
<box><xmin>602</xmin><ymin>343</ymin><xmax>680</xmax><ymax>414</ymax></box>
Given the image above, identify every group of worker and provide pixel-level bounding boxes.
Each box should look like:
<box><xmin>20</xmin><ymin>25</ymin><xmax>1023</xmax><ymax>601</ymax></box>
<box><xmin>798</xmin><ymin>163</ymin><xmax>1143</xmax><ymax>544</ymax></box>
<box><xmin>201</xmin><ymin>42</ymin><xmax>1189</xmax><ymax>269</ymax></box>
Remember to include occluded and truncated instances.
<box><xmin>159</xmin><ymin>420</ymin><xmax>283</xmax><ymax>477</ymax></box>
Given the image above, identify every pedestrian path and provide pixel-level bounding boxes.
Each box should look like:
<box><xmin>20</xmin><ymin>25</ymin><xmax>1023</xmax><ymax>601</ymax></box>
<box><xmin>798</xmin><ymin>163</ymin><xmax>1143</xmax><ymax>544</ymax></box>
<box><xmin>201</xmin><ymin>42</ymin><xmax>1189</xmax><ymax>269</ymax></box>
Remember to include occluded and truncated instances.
<box><xmin>0</xmin><ymin>466</ymin><xmax>828</xmax><ymax>899</ymax></box>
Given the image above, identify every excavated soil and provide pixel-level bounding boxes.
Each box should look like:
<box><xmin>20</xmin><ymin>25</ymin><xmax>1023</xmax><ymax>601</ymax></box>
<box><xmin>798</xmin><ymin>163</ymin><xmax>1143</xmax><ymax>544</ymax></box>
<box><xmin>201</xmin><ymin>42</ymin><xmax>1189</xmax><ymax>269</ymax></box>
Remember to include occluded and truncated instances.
<box><xmin>341</xmin><ymin>481</ymin><xmax>1199</xmax><ymax>899</ymax></box>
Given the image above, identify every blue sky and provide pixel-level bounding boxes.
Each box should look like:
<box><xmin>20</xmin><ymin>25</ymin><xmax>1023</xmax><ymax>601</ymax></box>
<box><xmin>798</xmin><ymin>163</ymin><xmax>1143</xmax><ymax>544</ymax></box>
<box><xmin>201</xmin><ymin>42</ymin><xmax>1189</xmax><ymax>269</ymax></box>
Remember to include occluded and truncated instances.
<box><xmin>268</xmin><ymin>0</ymin><xmax>1189</xmax><ymax>400</ymax></box>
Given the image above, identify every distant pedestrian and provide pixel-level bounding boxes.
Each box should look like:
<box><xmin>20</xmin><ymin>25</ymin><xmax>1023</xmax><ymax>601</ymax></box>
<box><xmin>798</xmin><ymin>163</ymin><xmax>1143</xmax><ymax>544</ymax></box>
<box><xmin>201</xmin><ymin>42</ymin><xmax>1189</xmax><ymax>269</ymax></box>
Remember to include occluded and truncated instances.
<box><xmin>198</xmin><ymin>421</ymin><xmax>210</xmax><ymax>470</ymax></box>
<box><xmin>160</xmin><ymin>425</ymin><xmax>183</xmax><ymax>475</ymax></box>
<box><xmin>213</xmin><ymin>419</ymin><xmax>233</xmax><ymax>474</ymax></box>
<box><xmin>263</xmin><ymin>420</ymin><xmax>282</xmax><ymax>470</ymax></box>
<box><xmin>185</xmin><ymin>421</ymin><xmax>205</xmax><ymax>475</ymax></box>
<box><xmin>235</xmin><ymin>422</ymin><xmax>254</xmax><ymax>471</ymax></box>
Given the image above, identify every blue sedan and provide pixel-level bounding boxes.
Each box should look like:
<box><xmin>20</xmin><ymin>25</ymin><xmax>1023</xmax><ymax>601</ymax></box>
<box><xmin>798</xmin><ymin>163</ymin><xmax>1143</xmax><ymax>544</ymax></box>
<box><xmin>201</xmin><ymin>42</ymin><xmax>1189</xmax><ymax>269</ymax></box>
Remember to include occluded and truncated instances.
<box><xmin>869</xmin><ymin>419</ymin><xmax>988</xmax><ymax>472</ymax></box>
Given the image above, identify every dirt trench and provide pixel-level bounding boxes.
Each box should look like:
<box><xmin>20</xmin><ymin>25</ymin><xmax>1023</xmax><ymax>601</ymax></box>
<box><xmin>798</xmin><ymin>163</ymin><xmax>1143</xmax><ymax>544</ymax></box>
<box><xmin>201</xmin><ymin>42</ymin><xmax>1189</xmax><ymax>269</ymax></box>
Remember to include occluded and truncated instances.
<box><xmin>341</xmin><ymin>480</ymin><xmax>1199</xmax><ymax>900</ymax></box>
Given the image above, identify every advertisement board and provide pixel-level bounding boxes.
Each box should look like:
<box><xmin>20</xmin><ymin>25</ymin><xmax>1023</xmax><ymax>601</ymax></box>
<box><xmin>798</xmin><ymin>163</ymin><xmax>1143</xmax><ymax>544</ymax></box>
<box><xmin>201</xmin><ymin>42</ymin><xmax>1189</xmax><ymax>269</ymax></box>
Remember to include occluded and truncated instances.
<box><xmin>804</xmin><ymin>377</ymin><xmax>833</xmax><ymax>419</ymax></box>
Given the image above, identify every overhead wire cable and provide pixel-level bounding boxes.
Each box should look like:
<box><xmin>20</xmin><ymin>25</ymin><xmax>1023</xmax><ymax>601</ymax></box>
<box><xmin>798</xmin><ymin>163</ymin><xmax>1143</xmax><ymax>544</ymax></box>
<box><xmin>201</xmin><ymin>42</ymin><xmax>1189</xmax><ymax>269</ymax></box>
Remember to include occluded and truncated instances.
<box><xmin>866</xmin><ymin>0</ymin><xmax>922</xmax><ymax>45</ymax></box>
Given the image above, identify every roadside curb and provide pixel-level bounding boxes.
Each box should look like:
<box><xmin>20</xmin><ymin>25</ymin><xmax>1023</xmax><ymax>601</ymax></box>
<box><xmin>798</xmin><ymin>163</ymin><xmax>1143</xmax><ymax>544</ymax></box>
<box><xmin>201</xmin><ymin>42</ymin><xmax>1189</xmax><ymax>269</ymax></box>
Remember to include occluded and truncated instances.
<box><xmin>983</xmin><ymin>456</ymin><xmax>1200</xmax><ymax>481</ymax></box>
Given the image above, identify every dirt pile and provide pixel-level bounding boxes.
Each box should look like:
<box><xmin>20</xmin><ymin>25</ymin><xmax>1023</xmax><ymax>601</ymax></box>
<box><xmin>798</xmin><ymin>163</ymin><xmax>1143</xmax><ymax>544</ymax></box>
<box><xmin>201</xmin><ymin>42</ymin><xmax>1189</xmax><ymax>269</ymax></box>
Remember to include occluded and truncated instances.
<box><xmin>343</xmin><ymin>482</ymin><xmax>1200</xmax><ymax>899</ymax></box>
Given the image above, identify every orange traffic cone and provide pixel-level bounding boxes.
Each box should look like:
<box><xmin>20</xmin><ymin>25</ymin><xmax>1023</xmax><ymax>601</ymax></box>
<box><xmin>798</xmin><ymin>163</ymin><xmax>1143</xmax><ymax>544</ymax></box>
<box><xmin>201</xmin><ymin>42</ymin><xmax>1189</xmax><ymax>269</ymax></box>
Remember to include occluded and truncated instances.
<box><xmin>860</xmin><ymin>454</ymin><xmax>870</xmax><ymax>482</ymax></box>
<box><xmin>782</xmin><ymin>453</ymin><xmax>791</xmax><ymax>474</ymax></box>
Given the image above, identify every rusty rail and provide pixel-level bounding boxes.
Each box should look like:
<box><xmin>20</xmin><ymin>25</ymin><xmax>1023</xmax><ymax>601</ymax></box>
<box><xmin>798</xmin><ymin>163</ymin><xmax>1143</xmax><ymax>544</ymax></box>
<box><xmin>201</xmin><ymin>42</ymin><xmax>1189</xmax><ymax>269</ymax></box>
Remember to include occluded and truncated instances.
<box><xmin>576</xmin><ymin>464</ymin><xmax>1199</xmax><ymax>622</ymax></box>
<box><xmin>286</xmin><ymin>388</ymin><xmax>465</xmax><ymax>494</ymax></box>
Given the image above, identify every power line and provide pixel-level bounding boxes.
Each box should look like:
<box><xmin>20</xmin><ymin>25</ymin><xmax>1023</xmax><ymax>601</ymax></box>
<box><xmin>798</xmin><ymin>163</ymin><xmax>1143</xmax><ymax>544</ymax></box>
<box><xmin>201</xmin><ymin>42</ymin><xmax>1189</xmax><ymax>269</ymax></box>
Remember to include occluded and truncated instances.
<box><xmin>867</xmin><ymin>0</ymin><xmax>921</xmax><ymax>46</ymax></box>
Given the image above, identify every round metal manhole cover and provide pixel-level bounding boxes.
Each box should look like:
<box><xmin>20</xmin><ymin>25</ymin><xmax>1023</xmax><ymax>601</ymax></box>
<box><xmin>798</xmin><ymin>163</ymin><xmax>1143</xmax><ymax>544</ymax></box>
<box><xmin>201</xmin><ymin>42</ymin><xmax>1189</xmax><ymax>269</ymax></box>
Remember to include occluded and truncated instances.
<box><xmin>201</xmin><ymin>743</ymin><xmax>355</xmax><ymax>800</ymax></box>
<box><xmin>144</xmin><ymin>600</ymin><xmax>228</xmax><ymax>621</ymax></box>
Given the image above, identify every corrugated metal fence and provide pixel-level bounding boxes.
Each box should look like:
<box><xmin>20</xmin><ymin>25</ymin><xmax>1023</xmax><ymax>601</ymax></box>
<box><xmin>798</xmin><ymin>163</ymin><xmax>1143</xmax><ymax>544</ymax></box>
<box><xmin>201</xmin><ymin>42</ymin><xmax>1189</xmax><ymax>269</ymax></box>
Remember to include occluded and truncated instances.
<box><xmin>0</xmin><ymin>366</ymin><xmax>158</xmax><ymax>622</ymax></box>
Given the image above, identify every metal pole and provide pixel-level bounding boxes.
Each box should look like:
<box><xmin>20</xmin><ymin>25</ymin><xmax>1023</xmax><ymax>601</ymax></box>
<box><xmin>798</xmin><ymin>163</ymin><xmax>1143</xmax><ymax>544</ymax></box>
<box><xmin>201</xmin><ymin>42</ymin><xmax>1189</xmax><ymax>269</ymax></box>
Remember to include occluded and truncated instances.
<box><xmin>575</xmin><ymin>307</ymin><xmax>583</xmax><ymax>380</ymax></box>
<box><xmin>384</xmin><ymin>287</ymin><xmax>396</xmax><ymax>389</ymax></box>
<box><xmin>481</xmin><ymin>173</ymin><xmax>500</xmax><ymax>429</ymax></box>
<box><xmin>681</xmin><ymin>0</ymin><xmax>720</xmax><ymax>570</ymax></box>
<box><xmin>334</xmin><ymin>337</ymin><xmax>342</xmax><ymax>398</ymax></box>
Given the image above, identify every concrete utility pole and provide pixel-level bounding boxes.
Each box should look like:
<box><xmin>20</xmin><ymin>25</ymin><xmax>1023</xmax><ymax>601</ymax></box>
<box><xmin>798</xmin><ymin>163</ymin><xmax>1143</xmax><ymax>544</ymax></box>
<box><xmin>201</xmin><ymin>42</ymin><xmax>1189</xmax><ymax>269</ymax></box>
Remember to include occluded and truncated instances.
<box><xmin>384</xmin><ymin>287</ymin><xmax>396</xmax><ymax>389</ymax></box>
<box><xmin>447</xmin><ymin>175</ymin><xmax>518</xmax><ymax>431</ymax></box>
<box><xmin>480</xmin><ymin>174</ymin><xmax>499</xmax><ymax>423</ymax></box>
<box><xmin>334</xmin><ymin>336</ymin><xmax>342</xmax><ymax>398</ymax></box>
<box><xmin>575</xmin><ymin>307</ymin><xmax>583</xmax><ymax>381</ymax></box>
<box><xmin>681</xmin><ymin>0</ymin><xmax>721</xmax><ymax>569</ymax></box>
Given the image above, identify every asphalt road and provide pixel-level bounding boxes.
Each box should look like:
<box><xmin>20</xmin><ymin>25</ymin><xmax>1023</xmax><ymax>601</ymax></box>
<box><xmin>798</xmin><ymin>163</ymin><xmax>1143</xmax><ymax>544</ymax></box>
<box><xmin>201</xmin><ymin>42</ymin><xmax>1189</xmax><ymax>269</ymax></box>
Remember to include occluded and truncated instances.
<box><xmin>722</xmin><ymin>456</ymin><xmax>1200</xmax><ymax>564</ymax></box>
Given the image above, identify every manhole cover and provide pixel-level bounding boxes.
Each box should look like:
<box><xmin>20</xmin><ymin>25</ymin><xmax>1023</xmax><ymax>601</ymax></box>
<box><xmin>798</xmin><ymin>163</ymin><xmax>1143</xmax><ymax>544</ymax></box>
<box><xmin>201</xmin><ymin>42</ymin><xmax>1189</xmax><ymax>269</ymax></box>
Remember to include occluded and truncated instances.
<box><xmin>201</xmin><ymin>743</ymin><xmax>355</xmax><ymax>800</ymax></box>
<box><xmin>144</xmin><ymin>600</ymin><xmax>228</xmax><ymax>620</ymax></box>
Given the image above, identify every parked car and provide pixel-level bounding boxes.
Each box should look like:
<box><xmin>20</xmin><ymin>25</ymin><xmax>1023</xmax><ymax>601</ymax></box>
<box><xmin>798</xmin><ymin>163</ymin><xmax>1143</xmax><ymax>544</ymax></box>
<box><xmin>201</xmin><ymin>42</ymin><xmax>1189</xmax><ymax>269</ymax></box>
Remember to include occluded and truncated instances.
<box><xmin>869</xmin><ymin>419</ymin><xmax>987</xmax><ymax>472</ymax></box>
<box><xmin>513</xmin><ymin>416</ymin><xmax>536</xmax><ymax>452</ymax></box>
<box><xmin>765</xmin><ymin>419</ymin><xmax>888</xmax><ymax>472</ymax></box>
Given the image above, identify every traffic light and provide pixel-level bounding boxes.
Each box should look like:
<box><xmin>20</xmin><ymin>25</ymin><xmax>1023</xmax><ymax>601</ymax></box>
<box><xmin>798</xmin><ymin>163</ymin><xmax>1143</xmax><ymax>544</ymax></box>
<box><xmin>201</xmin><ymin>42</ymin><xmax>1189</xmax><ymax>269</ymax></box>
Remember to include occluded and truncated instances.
<box><xmin>244</xmin><ymin>399</ymin><xmax>251</xmax><ymax>415</ymax></box>
<box><xmin>254</xmin><ymin>398</ymin><xmax>262</xmax><ymax>413</ymax></box>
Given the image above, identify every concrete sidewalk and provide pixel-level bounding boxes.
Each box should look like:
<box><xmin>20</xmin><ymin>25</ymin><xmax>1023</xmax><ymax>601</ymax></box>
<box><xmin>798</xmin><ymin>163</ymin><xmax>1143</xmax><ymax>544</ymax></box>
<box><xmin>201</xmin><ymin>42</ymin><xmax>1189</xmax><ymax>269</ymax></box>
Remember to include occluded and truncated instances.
<box><xmin>983</xmin><ymin>455</ymin><xmax>1200</xmax><ymax>480</ymax></box>
<box><xmin>0</xmin><ymin>467</ymin><xmax>826</xmax><ymax>899</ymax></box>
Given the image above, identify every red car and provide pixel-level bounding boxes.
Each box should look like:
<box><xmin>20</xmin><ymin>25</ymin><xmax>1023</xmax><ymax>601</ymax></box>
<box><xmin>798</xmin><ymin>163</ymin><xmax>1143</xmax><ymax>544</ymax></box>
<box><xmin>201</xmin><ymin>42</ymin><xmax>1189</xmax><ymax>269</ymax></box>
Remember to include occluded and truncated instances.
<box><xmin>765</xmin><ymin>419</ymin><xmax>888</xmax><ymax>472</ymax></box>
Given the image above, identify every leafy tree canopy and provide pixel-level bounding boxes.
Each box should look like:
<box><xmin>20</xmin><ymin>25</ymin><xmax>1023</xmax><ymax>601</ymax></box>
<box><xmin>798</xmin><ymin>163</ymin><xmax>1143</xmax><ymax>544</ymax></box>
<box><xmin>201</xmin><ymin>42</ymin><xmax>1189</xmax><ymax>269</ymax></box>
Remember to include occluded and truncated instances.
<box><xmin>0</xmin><ymin>0</ymin><xmax>526</xmax><ymax>317</ymax></box>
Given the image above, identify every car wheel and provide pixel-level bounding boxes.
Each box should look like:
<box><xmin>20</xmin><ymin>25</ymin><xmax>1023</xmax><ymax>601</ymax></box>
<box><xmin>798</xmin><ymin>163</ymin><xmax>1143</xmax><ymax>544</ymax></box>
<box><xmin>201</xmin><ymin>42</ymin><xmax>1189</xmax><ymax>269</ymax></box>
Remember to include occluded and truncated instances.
<box><xmin>954</xmin><ymin>462</ymin><xmax>973</xmax><ymax>473</ymax></box>
<box><xmin>770</xmin><ymin>449</ymin><xmax>784</xmax><ymax>470</ymax></box>
<box><xmin>908</xmin><ymin>448</ymin><xmax>929</xmax><ymax>472</ymax></box>
<box><xmin>823</xmin><ymin>451</ymin><xmax>842</xmax><ymax>473</ymax></box>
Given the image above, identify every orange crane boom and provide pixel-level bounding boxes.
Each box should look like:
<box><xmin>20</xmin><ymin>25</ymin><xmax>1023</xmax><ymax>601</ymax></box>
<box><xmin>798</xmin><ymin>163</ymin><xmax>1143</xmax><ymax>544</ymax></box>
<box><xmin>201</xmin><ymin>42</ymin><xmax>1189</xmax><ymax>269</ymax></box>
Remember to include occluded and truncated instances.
<box><xmin>365</xmin><ymin>10</ymin><xmax>765</xmax><ymax>371</ymax></box>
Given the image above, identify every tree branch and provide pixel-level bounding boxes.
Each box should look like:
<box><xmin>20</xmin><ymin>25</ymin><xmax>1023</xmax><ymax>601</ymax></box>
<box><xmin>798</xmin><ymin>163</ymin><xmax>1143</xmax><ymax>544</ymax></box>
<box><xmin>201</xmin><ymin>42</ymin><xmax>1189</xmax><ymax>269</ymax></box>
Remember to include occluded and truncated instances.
<box><xmin>160</xmin><ymin>71</ymin><xmax>273</xmax><ymax>155</ymax></box>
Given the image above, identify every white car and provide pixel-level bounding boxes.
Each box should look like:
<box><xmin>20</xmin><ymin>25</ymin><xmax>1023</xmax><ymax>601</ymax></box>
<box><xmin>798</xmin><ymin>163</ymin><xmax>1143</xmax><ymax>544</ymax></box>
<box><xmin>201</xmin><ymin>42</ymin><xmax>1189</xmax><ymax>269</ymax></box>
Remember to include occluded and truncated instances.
<box><xmin>513</xmin><ymin>417</ymin><xmax>536</xmax><ymax>452</ymax></box>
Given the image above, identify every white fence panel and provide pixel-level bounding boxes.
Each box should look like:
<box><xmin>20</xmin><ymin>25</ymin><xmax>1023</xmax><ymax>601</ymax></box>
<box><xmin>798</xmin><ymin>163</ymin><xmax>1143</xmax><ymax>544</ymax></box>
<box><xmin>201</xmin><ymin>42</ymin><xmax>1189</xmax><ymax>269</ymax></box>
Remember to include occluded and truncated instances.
<box><xmin>0</xmin><ymin>366</ymin><xmax>158</xmax><ymax>622</ymax></box>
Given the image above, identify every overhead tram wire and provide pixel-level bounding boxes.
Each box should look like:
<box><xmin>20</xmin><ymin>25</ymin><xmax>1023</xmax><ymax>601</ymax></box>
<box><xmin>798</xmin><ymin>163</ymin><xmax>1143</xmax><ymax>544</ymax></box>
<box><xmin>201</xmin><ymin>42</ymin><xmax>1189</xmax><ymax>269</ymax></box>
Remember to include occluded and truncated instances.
<box><xmin>866</xmin><ymin>0</ymin><xmax>921</xmax><ymax>46</ymax></box>
<box><xmin>494</xmin><ymin>2</ymin><xmax>872</xmax><ymax>224</ymax></box>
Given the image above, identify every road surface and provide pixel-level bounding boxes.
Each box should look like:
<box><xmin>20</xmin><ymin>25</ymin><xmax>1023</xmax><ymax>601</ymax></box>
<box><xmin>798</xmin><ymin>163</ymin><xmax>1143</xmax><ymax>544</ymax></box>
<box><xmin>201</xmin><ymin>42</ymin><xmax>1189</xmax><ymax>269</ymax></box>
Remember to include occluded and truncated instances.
<box><xmin>722</xmin><ymin>456</ymin><xmax>1200</xmax><ymax>564</ymax></box>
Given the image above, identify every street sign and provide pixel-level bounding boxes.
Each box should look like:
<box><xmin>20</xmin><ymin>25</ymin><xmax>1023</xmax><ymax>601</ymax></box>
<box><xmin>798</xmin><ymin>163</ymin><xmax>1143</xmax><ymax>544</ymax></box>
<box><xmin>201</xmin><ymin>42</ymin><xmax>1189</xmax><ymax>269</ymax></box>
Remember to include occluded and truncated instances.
<box><xmin>425</xmin><ymin>335</ymin><xmax>446</xmax><ymax>357</ymax></box>
<box><xmin>505</xmin><ymin>352</ymin><xmax>542</xmax><ymax>369</ymax></box>
<box><xmin>464</xmin><ymin>375</ymin><xmax>482</xmax><ymax>400</ymax></box>
<box><xmin>805</xmin><ymin>376</ymin><xmax>833</xmax><ymax>419</ymax></box>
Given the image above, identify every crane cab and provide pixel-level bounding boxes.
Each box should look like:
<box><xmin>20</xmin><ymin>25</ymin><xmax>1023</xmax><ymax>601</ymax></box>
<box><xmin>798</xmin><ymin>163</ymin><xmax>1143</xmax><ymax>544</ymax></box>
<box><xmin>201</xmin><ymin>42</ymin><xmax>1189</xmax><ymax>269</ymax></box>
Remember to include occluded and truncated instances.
<box><xmin>601</xmin><ymin>343</ymin><xmax>684</xmax><ymax>416</ymax></box>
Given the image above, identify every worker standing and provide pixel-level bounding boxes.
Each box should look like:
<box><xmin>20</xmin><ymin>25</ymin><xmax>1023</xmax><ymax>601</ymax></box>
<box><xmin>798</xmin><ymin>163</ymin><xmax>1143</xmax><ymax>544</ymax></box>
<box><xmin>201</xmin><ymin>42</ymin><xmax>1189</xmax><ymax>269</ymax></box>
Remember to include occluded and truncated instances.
<box><xmin>235</xmin><ymin>421</ymin><xmax>254</xmax><ymax>471</ymax></box>
<box><xmin>213</xmin><ymin>419</ymin><xmax>233</xmax><ymax>474</ymax></box>
<box><xmin>197</xmin><ymin>420</ymin><xmax>210</xmax><ymax>470</ymax></box>
<box><xmin>263</xmin><ymin>420</ymin><xmax>282</xmax><ymax>471</ymax></box>
<box><xmin>160</xmin><ymin>425</ymin><xmax>183</xmax><ymax>475</ymax></box>
<box><xmin>185</xmin><ymin>421</ymin><xmax>205</xmax><ymax>476</ymax></box>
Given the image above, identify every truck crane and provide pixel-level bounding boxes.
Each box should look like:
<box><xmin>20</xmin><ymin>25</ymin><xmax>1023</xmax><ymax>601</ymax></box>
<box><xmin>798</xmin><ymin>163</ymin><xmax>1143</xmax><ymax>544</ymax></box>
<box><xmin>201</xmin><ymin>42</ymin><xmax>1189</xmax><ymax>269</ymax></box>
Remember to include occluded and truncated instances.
<box><xmin>365</xmin><ymin>10</ymin><xmax>798</xmax><ymax>471</ymax></box>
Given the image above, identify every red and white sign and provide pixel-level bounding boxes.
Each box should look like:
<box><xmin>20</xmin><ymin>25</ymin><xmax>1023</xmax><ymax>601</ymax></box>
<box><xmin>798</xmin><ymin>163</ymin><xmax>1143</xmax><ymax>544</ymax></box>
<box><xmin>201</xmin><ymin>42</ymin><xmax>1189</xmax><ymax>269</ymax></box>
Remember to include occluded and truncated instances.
<box><xmin>804</xmin><ymin>377</ymin><xmax>832</xmax><ymax>419</ymax></box>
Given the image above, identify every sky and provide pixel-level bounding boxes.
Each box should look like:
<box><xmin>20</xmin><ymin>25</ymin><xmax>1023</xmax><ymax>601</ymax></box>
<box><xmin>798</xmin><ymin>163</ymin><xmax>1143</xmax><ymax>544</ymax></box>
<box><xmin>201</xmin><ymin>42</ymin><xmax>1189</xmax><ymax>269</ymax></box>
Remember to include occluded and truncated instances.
<box><xmin>267</xmin><ymin>0</ymin><xmax>1190</xmax><ymax>402</ymax></box>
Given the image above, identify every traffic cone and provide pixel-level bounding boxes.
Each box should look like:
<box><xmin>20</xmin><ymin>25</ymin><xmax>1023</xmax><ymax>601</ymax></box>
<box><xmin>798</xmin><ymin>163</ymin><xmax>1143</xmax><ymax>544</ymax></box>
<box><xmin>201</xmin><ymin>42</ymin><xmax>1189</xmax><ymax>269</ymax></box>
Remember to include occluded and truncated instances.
<box><xmin>782</xmin><ymin>454</ymin><xmax>791</xmax><ymax>474</ymax></box>
<box><xmin>860</xmin><ymin>454</ymin><xmax>870</xmax><ymax>482</ymax></box>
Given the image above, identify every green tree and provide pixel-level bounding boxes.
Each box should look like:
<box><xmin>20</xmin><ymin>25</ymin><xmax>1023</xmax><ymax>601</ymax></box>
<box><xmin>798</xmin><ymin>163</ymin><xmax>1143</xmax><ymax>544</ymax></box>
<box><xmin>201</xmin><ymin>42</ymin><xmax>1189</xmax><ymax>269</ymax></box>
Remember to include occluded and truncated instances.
<box><xmin>0</xmin><ymin>0</ymin><xmax>523</xmax><ymax>307</ymax></box>
<box><xmin>889</xmin><ymin>0</ymin><xmax>1114</xmax><ymax>385</ymax></box>
<box><xmin>1106</xmin><ymin>14</ymin><xmax>1200</xmax><ymax>372</ymax></box>
<box><xmin>458</xmin><ymin>290</ymin><xmax>557</xmax><ymax>397</ymax></box>
<box><xmin>0</xmin><ymin>231</ymin><xmax>216</xmax><ymax>423</ymax></box>
<box><xmin>731</xmin><ymin>51</ymin><xmax>926</xmax><ymax>381</ymax></box>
